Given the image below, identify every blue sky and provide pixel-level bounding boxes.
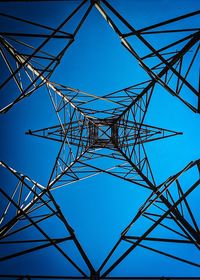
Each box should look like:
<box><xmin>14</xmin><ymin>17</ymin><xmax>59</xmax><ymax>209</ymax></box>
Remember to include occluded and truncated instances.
<box><xmin>0</xmin><ymin>0</ymin><xmax>200</xmax><ymax>278</ymax></box>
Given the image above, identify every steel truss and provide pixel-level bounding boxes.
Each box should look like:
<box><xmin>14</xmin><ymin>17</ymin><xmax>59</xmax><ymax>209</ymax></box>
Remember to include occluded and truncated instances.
<box><xmin>0</xmin><ymin>0</ymin><xmax>200</xmax><ymax>279</ymax></box>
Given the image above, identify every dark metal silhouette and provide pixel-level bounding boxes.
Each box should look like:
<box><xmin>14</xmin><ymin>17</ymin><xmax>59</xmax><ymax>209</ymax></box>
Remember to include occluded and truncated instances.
<box><xmin>0</xmin><ymin>1</ymin><xmax>200</xmax><ymax>279</ymax></box>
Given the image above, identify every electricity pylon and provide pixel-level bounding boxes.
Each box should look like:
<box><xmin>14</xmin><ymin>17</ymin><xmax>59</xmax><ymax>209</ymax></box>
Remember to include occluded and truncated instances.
<box><xmin>0</xmin><ymin>1</ymin><xmax>200</xmax><ymax>279</ymax></box>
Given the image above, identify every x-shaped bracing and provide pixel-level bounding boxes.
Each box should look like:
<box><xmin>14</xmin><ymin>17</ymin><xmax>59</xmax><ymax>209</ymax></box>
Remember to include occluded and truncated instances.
<box><xmin>0</xmin><ymin>1</ymin><xmax>199</xmax><ymax>113</ymax></box>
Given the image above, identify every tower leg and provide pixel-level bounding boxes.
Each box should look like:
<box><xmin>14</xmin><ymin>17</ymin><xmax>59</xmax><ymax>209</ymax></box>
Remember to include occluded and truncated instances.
<box><xmin>90</xmin><ymin>271</ymin><xmax>100</xmax><ymax>280</ymax></box>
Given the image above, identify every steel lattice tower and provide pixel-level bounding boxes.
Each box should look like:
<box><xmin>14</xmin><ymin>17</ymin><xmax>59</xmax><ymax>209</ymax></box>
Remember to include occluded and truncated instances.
<box><xmin>0</xmin><ymin>0</ymin><xmax>200</xmax><ymax>279</ymax></box>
